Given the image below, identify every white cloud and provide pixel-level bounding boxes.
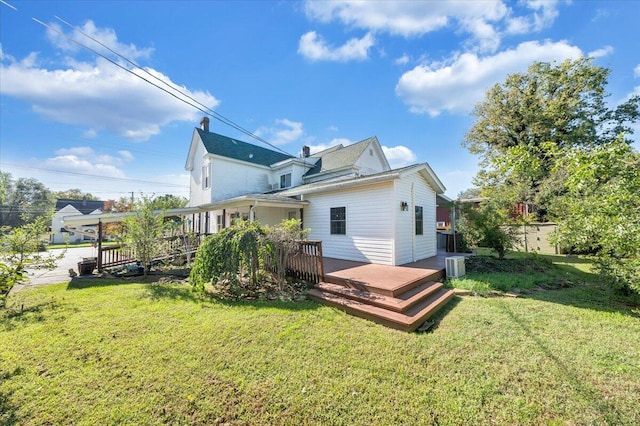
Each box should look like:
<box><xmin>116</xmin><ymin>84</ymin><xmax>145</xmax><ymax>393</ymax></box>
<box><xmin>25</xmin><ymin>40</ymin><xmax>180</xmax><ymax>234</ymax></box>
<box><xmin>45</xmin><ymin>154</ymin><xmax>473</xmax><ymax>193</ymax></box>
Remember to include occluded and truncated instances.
<box><xmin>298</xmin><ymin>31</ymin><xmax>375</xmax><ymax>62</ymax></box>
<box><xmin>308</xmin><ymin>138</ymin><xmax>350</xmax><ymax>154</ymax></box>
<box><xmin>42</xmin><ymin>155</ymin><xmax>126</xmax><ymax>178</ymax></box>
<box><xmin>118</xmin><ymin>150</ymin><xmax>134</xmax><ymax>162</ymax></box>
<box><xmin>46</xmin><ymin>20</ymin><xmax>154</xmax><ymax>61</ymax></box>
<box><xmin>382</xmin><ymin>145</ymin><xmax>417</xmax><ymax>168</ymax></box>
<box><xmin>255</xmin><ymin>118</ymin><xmax>305</xmax><ymax>145</ymax></box>
<box><xmin>307</xmin><ymin>137</ymin><xmax>417</xmax><ymax>169</ymax></box>
<box><xmin>634</xmin><ymin>64</ymin><xmax>640</xmax><ymax>78</ymax></box>
<box><xmin>395</xmin><ymin>40</ymin><xmax>583</xmax><ymax>116</ymax></box>
<box><xmin>0</xmin><ymin>21</ymin><xmax>219</xmax><ymax>141</ymax></box>
<box><xmin>395</xmin><ymin>54</ymin><xmax>410</xmax><ymax>66</ymax></box>
<box><xmin>588</xmin><ymin>45</ymin><xmax>614</xmax><ymax>58</ymax></box>
<box><xmin>303</xmin><ymin>1</ymin><xmax>561</xmax><ymax>54</ymax></box>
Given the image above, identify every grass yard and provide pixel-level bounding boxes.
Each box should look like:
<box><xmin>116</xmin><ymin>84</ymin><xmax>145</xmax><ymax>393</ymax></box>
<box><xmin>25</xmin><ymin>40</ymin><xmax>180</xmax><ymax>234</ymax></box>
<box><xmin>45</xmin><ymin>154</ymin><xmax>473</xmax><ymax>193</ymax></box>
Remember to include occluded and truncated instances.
<box><xmin>1</xmin><ymin>258</ymin><xmax>639</xmax><ymax>425</ymax></box>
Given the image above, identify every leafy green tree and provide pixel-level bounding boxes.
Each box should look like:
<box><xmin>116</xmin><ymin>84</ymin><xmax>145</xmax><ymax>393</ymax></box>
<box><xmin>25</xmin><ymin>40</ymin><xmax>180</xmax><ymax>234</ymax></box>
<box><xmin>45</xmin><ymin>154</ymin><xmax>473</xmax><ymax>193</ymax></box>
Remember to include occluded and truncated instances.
<box><xmin>464</xmin><ymin>58</ymin><xmax>639</xmax><ymax>221</ymax></box>
<box><xmin>0</xmin><ymin>172</ymin><xmax>54</xmax><ymax>228</ymax></box>
<box><xmin>457</xmin><ymin>200</ymin><xmax>520</xmax><ymax>259</ymax></box>
<box><xmin>551</xmin><ymin>137</ymin><xmax>640</xmax><ymax>294</ymax></box>
<box><xmin>457</xmin><ymin>188</ymin><xmax>482</xmax><ymax>200</ymax></box>
<box><xmin>149</xmin><ymin>194</ymin><xmax>188</xmax><ymax>210</ymax></box>
<box><xmin>122</xmin><ymin>197</ymin><xmax>167</xmax><ymax>277</ymax></box>
<box><xmin>0</xmin><ymin>217</ymin><xmax>64</xmax><ymax>307</ymax></box>
<box><xmin>190</xmin><ymin>220</ymin><xmax>265</xmax><ymax>296</ymax></box>
<box><xmin>54</xmin><ymin>189</ymin><xmax>99</xmax><ymax>200</ymax></box>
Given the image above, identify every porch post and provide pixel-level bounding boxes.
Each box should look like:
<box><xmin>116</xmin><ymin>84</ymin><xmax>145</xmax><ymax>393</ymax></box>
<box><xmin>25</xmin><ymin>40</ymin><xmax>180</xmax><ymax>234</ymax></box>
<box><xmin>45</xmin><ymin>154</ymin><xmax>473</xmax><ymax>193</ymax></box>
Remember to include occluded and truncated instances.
<box><xmin>249</xmin><ymin>205</ymin><xmax>255</xmax><ymax>222</ymax></box>
<box><xmin>97</xmin><ymin>219</ymin><xmax>103</xmax><ymax>272</ymax></box>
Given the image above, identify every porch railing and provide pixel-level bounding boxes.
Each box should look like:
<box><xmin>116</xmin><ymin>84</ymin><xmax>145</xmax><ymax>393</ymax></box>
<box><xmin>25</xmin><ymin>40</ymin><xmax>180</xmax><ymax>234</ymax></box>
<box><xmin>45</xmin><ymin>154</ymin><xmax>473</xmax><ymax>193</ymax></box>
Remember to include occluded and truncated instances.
<box><xmin>97</xmin><ymin>233</ymin><xmax>207</xmax><ymax>271</ymax></box>
<box><xmin>265</xmin><ymin>240</ymin><xmax>324</xmax><ymax>284</ymax></box>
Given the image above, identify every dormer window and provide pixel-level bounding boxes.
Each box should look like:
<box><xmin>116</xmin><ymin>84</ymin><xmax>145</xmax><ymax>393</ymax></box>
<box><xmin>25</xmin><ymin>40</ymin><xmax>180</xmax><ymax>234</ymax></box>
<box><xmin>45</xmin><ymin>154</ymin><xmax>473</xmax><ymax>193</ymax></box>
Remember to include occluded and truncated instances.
<box><xmin>280</xmin><ymin>173</ymin><xmax>292</xmax><ymax>188</ymax></box>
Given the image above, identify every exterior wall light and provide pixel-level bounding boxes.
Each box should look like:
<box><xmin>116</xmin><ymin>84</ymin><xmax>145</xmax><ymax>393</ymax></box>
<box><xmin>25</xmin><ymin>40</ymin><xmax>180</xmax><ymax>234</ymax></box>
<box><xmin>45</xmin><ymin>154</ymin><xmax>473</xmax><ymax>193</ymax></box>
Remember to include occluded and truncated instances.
<box><xmin>401</xmin><ymin>201</ymin><xmax>409</xmax><ymax>211</ymax></box>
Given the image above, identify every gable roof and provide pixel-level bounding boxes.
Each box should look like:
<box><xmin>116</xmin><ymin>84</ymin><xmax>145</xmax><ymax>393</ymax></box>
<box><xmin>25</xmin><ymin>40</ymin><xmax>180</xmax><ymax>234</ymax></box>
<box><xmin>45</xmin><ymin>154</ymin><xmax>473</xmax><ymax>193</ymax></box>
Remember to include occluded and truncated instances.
<box><xmin>304</xmin><ymin>137</ymin><xmax>378</xmax><ymax>177</ymax></box>
<box><xmin>55</xmin><ymin>198</ymin><xmax>104</xmax><ymax>214</ymax></box>
<box><xmin>281</xmin><ymin>162</ymin><xmax>446</xmax><ymax>196</ymax></box>
<box><xmin>196</xmin><ymin>128</ymin><xmax>293</xmax><ymax>167</ymax></box>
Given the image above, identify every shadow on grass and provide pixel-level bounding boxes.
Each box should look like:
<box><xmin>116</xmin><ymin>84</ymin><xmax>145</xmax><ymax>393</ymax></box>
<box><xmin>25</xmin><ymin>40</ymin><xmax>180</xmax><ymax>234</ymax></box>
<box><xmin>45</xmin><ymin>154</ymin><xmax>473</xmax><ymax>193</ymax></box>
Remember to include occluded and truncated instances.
<box><xmin>421</xmin><ymin>295</ymin><xmax>462</xmax><ymax>333</ymax></box>
<box><xmin>65</xmin><ymin>276</ymin><xmax>159</xmax><ymax>290</ymax></box>
<box><xmin>1</xmin><ymin>300</ymin><xmax>63</xmax><ymax>332</ymax></box>
<box><xmin>0</xmin><ymin>367</ymin><xmax>23</xmax><ymax>425</ymax></box>
<box><xmin>141</xmin><ymin>281</ymin><xmax>322</xmax><ymax>312</ymax></box>
<box><xmin>497</xmin><ymin>301</ymin><xmax>627</xmax><ymax>424</ymax></box>
<box><xmin>524</xmin><ymin>283</ymin><xmax>639</xmax><ymax>318</ymax></box>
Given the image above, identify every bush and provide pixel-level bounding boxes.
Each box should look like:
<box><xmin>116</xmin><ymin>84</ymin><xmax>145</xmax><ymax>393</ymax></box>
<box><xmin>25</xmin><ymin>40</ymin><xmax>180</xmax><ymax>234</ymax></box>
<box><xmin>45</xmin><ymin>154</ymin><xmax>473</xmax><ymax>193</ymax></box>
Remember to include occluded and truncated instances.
<box><xmin>457</xmin><ymin>201</ymin><xmax>520</xmax><ymax>259</ymax></box>
<box><xmin>190</xmin><ymin>219</ymin><xmax>310</xmax><ymax>299</ymax></box>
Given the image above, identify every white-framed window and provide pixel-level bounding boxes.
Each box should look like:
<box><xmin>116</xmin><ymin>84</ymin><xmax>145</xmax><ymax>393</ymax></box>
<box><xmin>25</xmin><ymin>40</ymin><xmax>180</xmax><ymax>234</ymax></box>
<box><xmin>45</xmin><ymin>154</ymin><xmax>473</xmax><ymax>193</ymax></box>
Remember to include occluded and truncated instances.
<box><xmin>280</xmin><ymin>173</ymin><xmax>292</xmax><ymax>188</ymax></box>
<box><xmin>330</xmin><ymin>207</ymin><xmax>346</xmax><ymax>235</ymax></box>
<box><xmin>202</xmin><ymin>164</ymin><xmax>210</xmax><ymax>189</ymax></box>
<box><xmin>415</xmin><ymin>206</ymin><xmax>423</xmax><ymax>235</ymax></box>
<box><xmin>216</xmin><ymin>214</ymin><xmax>224</xmax><ymax>230</ymax></box>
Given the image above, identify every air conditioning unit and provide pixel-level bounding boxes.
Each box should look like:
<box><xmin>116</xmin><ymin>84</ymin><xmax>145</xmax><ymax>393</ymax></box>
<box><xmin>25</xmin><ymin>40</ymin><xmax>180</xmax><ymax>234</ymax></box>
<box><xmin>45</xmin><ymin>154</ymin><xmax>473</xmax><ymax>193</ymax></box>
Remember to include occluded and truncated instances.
<box><xmin>436</xmin><ymin>221</ymin><xmax>446</xmax><ymax>228</ymax></box>
<box><xmin>445</xmin><ymin>256</ymin><xmax>466</xmax><ymax>278</ymax></box>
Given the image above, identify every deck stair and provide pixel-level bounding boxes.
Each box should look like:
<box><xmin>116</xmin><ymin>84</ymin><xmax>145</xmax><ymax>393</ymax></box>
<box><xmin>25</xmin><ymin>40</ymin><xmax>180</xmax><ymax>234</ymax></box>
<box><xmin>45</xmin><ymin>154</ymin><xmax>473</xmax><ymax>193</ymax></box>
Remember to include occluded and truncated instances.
<box><xmin>309</xmin><ymin>266</ymin><xmax>455</xmax><ymax>332</ymax></box>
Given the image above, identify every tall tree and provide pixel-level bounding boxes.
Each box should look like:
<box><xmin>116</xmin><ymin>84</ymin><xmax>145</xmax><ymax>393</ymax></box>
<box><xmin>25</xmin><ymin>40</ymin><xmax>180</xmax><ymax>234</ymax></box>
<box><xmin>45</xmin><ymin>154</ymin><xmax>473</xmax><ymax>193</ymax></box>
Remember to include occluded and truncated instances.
<box><xmin>551</xmin><ymin>137</ymin><xmax>640</xmax><ymax>294</ymax></box>
<box><xmin>54</xmin><ymin>189</ymin><xmax>99</xmax><ymax>200</ymax></box>
<box><xmin>464</xmin><ymin>58</ymin><xmax>639</xmax><ymax>220</ymax></box>
<box><xmin>0</xmin><ymin>172</ymin><xmax>54</xmax><ymax>228</ymax></box>
<box><xmin>149</xmin><ymin>194</ymin><xmax>188</xmax><ymax>210</ymax></box>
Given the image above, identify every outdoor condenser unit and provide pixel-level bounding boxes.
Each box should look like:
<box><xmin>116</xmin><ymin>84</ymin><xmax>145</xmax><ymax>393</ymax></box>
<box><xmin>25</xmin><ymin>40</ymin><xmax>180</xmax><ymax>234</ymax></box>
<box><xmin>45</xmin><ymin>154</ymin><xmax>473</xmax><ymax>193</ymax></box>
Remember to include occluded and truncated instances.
<box><xmin>445</xmin><ymin>256</ymin><xmax>466</xmax><ymax>278</ymax></box>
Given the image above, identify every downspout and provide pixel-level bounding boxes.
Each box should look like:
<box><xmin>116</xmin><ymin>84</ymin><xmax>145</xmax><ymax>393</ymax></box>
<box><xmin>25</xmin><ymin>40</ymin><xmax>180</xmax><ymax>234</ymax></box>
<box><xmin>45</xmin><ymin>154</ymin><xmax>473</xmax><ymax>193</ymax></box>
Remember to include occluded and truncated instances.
<box><xmin>249</xmin><ymin>204</ymin><xmax>255</xmax><ymax>222</ymax></box>
<box><xmin>411</xmin><ymin>182</ymin><xmax>415</xmax><ymax>262</ymax></box>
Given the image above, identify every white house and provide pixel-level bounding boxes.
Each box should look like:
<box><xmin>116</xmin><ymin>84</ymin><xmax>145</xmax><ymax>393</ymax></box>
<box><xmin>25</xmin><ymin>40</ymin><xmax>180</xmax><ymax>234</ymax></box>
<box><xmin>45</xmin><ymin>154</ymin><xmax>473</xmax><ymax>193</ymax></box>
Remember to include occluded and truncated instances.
<box><xmin>51</xmin><ymin>198</ymin><xmax>105</xmax><ymax>244</ymax></box>
<box><xmin>185</xmin><ymin>117</ymin><xmax>446</xmax><ymax>266</ymax></box>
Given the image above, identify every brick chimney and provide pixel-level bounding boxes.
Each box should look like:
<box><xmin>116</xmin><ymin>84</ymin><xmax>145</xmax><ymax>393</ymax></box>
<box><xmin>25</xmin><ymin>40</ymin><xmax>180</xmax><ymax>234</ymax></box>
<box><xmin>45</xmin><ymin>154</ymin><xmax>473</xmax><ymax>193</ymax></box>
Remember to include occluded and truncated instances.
<box><xmin>302</xmin><ymin>145</ymin><xmax>310</xmax><ymax>158</ymax></box>
<box><xmin>200</xmin><ymin>117</ymin><xmax>210</xmax><ymax>132</ymax></box>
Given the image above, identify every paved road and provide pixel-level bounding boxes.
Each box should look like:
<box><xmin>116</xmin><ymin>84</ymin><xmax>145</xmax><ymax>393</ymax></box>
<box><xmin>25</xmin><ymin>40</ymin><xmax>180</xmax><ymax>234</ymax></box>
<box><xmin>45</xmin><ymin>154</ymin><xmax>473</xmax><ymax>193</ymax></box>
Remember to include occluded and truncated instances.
<box><xmin>11</xmin><ymin>246</ymin><xmax>99</xmax><ymax>293</ymax></box>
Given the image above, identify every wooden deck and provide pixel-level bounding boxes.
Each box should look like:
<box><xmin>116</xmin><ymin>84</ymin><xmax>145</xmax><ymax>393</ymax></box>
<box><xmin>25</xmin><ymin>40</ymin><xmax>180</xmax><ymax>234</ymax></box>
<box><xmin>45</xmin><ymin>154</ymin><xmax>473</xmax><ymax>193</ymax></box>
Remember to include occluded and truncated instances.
<box><xmin>309</xmin><ymin>251</ymin><xmax>460</xmax><ymax>332</ymax></box>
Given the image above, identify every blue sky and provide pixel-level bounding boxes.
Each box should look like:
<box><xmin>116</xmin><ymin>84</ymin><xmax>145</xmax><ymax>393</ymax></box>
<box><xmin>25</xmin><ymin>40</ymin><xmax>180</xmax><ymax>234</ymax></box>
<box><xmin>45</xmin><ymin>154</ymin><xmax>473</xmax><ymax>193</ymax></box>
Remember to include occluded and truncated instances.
<box><xmin>1</xmin><ymin>0</ymin><xmax>638</xmax><ymax>201</ymax></box>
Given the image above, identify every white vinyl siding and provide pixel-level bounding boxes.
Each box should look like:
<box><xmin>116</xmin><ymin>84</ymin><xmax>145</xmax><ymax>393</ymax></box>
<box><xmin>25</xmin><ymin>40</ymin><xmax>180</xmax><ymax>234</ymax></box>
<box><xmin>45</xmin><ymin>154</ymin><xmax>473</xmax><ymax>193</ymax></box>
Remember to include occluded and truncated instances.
<box><xmin>304</xmin><ymin>182</ymin><xmax>394</xmax><ymax>264</ymax></box>
<box><xmin>393</xmin><ymin>172</ymin><xmax>438</xmax><ymax>265</ymax></box>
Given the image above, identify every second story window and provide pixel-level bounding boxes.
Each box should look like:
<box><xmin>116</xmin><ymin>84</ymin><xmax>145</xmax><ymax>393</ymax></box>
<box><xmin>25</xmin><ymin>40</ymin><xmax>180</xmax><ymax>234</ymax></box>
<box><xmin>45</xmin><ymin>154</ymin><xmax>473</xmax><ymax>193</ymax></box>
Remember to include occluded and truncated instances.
<box><xmin>202</xmin><ymin>164</ymin><xmax>210</xmax><ymax>189</ymax></box>
<box><xmin>280</xmin><ymin>173</ymin><xmax>292</xmax><ymax>188</ymax></box>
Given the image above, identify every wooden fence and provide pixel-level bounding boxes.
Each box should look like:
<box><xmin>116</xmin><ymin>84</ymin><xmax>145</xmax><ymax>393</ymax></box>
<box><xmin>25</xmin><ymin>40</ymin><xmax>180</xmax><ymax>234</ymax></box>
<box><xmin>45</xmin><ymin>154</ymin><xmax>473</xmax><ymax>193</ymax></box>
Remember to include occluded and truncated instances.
<box><xmin>265</xmin><ymin>240</ymin><xmax>324</xmax><ymax>284</ymax></box>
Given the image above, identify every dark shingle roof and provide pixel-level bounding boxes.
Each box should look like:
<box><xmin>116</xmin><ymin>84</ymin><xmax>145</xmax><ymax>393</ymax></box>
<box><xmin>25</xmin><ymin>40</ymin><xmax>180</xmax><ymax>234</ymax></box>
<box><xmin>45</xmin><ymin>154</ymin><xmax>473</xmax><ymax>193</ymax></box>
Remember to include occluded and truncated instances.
<box><xmin>304</xmin><ymin>137</ymin><xmax>374</xmax><ymax>177</ymax></box>
<box><xmin>55</xmin><ymin>198</ymin><xmax>104</xmax><ymax>214</ymax></box>
<box><xmin>197</xmin><ymin>128</ymin><xmax>293</xmax><ymax>167</ymax></box>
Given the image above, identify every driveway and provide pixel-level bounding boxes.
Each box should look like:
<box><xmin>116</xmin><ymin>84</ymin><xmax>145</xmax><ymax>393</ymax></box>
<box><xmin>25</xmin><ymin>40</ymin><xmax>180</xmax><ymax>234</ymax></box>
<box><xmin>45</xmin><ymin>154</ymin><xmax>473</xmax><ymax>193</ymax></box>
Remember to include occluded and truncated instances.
<box><xmin>11</xmin><ymin>246</ymin><xmax>99</xmax><ymax>293</ymax></box>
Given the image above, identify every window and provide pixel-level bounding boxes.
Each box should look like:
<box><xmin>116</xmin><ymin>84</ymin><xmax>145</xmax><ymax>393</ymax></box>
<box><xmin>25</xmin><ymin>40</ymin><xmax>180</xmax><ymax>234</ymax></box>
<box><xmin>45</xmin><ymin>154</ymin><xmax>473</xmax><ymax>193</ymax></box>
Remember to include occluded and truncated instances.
<box><xmin>330</xmin><ymin>207</ymin><xmax>346</xmax><ymax>235</ymax></box>
<box><xmin>415</xmin><ymin>206</ymin><xmax>423</xmax><ymax>235</ymax></box>
<box><xmin>280</xmin><ymin>173</ymin><xmax>292</xmax><ymax>188</ymax></box>
<box><xmin>216</xmin><ymin>215</ymin><xmax>224</xmax><ymax>230</ymax></box>
<box><xmin>202</xmin><ymin>164</ymin><xmax>210</xmax><ymax>189</ymax></box>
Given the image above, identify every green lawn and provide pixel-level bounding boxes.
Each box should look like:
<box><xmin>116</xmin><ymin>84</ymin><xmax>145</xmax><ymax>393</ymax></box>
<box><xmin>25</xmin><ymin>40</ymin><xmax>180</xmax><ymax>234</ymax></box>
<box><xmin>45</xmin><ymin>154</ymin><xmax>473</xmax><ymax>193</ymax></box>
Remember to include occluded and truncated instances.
<box><xmin>2</xmin><ymin>260</ymin><xmax>639</xmax><ymax>425</ymax></box>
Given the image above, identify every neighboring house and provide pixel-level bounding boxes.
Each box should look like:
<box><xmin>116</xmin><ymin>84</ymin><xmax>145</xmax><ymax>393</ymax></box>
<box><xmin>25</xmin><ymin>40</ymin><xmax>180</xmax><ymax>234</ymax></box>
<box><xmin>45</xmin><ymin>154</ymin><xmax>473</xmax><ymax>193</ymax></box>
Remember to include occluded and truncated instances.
<box><xmin>185</xmin><ymin>117</ymin><xmax>447</xmax><ymax>266</ymax></box>
<box><xmin>51</xmin><ymin>198</ymin><xmax>105</xmax><ymax>244</ymax></box>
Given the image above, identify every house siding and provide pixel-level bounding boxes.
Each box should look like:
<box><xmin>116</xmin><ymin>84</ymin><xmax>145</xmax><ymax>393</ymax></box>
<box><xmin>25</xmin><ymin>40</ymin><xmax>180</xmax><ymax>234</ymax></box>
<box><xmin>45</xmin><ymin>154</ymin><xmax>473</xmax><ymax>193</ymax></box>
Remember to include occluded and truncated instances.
<box><xmin>394</xmin><ymin>172</ymin><xmax>438</xmax><ymax>265</ymax></box>
<box><xmin>210</xmin><ymin>157</ymin><xmax>271</xmax><ymax>202</ymax></box>
<box><xmin>304</xmin><ymin>182</ymin><xmax>395</xmax><ymax>265</ymax></box>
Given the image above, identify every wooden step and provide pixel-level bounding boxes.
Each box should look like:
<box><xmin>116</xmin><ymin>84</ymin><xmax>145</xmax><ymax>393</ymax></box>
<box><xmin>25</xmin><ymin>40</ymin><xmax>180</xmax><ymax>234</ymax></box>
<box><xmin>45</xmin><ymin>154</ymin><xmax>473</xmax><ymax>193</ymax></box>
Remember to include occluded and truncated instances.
<box><xmin>324</xmin><ymin>269</ymin><xmax>444</xmax><ymax>297</ymax></box>
<box><xmin>315</xmin><ymin>281</ymin><xmax>444</xmax><ymax>313</ymax></box>
<box><xmin>308</xmin><ymin>287</ymin><xmax>455</xmax><ymax>332</ymax></box>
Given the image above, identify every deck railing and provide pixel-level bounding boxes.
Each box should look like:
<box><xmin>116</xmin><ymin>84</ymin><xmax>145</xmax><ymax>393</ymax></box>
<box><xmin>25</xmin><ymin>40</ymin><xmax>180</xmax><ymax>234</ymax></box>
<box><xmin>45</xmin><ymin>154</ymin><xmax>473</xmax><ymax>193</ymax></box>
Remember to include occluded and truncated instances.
<box><xmin>97</xmin><ymin>233</ymin><xmax>207</xmax><ymax>271</ymax></box>
<box><xmin>265</xmin><ymin>240</ymin><xmax>324</xmax><ymax>284</ymax></box>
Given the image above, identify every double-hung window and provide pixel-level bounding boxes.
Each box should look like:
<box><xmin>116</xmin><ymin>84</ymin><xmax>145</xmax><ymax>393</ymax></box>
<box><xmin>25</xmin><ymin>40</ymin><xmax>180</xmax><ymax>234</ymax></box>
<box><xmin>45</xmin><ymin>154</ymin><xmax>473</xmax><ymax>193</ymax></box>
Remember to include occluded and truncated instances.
<box><xmin>202</xmin><ymin>164</ymin><xmax>210</xmax><ymax>189</ymax></box>
<box><xmin>330</xmin><ymin>207</ymin><xmax>346</xmax><ymax>235</ymax></box>
<box><xmin>280</xmin><ymin>173</ymin><xmax>292</xmax><ymax>188</ymax></box>
<box><xmin>415</xmin><ymin>206</ymin><xmax>423</xmax><ymax>235</ymax></box>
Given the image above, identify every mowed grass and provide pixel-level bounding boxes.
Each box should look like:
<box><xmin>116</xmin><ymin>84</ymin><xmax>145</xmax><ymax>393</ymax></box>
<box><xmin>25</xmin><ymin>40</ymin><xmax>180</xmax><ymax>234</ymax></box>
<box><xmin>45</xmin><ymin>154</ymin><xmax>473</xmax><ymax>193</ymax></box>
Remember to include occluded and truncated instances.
<box><xmin>2</xmin><ymin>269</ymin><xmax>640</xmax><ymax>425</ymax></box>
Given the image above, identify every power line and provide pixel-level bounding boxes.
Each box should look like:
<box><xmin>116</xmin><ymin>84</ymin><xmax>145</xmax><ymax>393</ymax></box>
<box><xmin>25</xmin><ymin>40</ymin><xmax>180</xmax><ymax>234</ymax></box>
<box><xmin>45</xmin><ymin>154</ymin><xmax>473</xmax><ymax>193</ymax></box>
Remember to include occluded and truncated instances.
<box><xmin>38</xmin><ymin>16</ymin><xmax>296</xmax><ymax>159</ymax></box>
<box><xmin>1</xmin><ymin>162</ymin><xmax>189</xmax><ymax>187</ymax></box>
